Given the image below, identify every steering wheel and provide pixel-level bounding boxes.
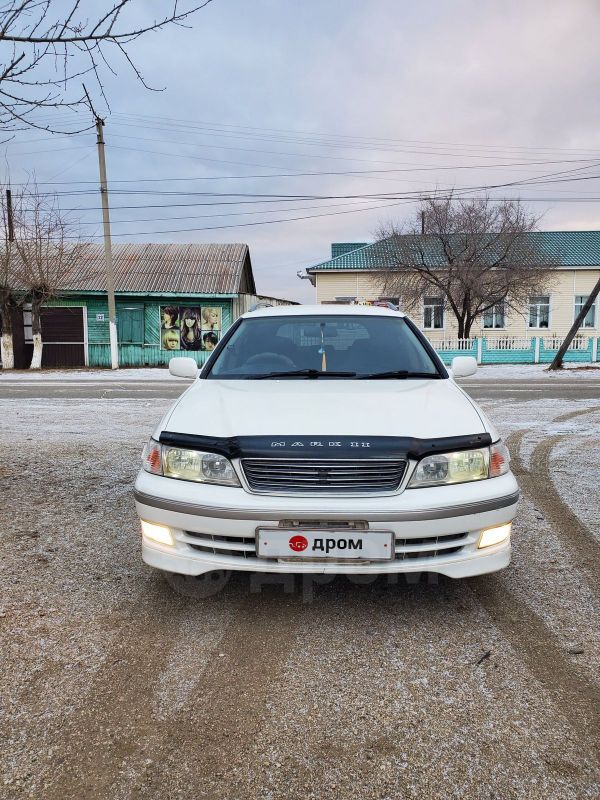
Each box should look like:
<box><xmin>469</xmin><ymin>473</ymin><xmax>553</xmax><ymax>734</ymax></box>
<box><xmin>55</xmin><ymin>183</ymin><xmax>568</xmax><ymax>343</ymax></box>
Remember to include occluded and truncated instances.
<box><xmin>244</xmin><ymin>352</ymin><xmax>296</xmax><ymax>370</ymax></box>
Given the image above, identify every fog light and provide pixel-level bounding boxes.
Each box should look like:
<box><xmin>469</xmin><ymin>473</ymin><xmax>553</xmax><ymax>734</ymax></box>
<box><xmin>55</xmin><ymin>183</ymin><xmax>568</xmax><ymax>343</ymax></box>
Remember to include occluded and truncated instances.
<box><xmin>141</xmin><ymin>520</ymin><xmax>174</xmax><ymax>546</ymax></box>
<box><xmin>478</xmin><ymin>522</ymin><xmax>511</xmax><ymax>549</ymax></box>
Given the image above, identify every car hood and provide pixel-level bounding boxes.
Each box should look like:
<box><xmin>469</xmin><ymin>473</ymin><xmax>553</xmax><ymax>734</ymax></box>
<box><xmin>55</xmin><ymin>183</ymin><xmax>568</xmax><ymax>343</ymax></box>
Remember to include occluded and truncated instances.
<box><xmin>159</xmin><ymin>378</ymin><xmax>493</xmax><ymax>441</ymax></box>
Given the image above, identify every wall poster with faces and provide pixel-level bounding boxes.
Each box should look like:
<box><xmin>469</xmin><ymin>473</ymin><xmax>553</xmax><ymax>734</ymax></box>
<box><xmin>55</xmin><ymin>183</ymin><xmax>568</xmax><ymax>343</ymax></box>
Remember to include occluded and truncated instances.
<box><xmin>160</xmin><ymin>305</ymin><xmax>222</xmax><ymax>352</ymax></box>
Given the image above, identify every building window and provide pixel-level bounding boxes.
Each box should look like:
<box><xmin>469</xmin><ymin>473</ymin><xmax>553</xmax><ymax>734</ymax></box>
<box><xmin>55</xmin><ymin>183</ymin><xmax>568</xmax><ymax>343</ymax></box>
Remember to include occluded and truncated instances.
<box><xmin>528</xmin><ymin>296</ymin><xmax>550</xmax><ymax>329</ymax></box>
<box><xmin>423</xmin><ymin>296</ymin><xmax>444</xmax><ymax>329</ymax></box>
<box><xmin>118</xmin><ymin>306</ymin><xmax>145</xmax><ymax>343</ymax></box>
<box><xmin>482</xmin><ymin>302</ymin><xmax>506</xmax><ymax>329</ymax></box>
<box><xmin>574</xmin><ymin>295</ymin><xmax>596</xmax><ymax>328</ymax></box>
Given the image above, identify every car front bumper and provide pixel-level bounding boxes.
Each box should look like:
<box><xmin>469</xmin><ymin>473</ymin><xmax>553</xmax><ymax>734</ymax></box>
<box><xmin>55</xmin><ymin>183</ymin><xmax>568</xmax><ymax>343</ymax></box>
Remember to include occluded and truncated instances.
<box><xmin>133</xmin><ymin>470</ymin><xmax>519</xmax><ymax>579</ymax></box>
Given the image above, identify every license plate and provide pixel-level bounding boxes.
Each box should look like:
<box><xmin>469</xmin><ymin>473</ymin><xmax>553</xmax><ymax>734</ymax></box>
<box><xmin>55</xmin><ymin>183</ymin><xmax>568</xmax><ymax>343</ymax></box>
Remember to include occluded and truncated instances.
<box><xmin>256</xmin><ymin>529</ymin><xmax>394</xmax><ymax>561</ymax></box>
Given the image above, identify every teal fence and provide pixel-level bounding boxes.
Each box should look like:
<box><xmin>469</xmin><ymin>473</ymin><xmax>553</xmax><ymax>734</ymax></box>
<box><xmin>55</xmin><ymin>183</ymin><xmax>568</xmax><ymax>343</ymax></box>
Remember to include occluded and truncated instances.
<box><xmin>429</xmin><ymin>336</ymin><xmax>599</xmax><ymax>365</ymax></box>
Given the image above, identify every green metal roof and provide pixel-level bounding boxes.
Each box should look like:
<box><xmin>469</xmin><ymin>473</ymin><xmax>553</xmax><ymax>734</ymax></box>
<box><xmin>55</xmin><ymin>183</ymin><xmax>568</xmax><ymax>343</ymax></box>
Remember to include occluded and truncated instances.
<box><xmin>330</xmin><ymin>242</ymin><xmax>369</xmax><ymax>258</ymax></box>
<box><xmin>309</xmin><ymin>231</ymin><xmax>600</xmax><ymax>272</ymax></box>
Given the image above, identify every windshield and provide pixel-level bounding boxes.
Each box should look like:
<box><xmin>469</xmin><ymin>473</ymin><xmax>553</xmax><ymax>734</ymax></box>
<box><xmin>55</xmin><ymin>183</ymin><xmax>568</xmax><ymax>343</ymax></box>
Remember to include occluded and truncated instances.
<box><xmin>207</xmin><ymin>314</ymin><xmax>443</xmax><ymax>379</ymax></box>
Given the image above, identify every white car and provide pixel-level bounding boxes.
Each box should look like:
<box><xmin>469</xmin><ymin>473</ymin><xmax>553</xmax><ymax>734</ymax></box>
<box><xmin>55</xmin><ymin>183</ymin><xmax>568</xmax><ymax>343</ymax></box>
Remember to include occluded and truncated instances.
<box><xmin>134</xmin><ymin>305</ymin><xmax>519</xmax><ymax>593</ymax></box>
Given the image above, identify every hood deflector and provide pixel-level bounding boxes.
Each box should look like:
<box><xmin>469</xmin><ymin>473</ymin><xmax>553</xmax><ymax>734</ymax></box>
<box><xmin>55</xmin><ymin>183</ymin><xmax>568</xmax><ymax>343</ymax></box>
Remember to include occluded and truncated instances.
<box><xmin>158</xmin><ymin>432</ymin><xmax>493</xmax><ymax>460</ymax></box>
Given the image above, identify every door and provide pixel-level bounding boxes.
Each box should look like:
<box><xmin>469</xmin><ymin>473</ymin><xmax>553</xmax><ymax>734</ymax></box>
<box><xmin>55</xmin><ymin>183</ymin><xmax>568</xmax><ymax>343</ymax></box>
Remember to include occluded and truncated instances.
<box><xmin>23</xmin><ymin>306</ymin><xmax>86</xmax><ymax>368</ymax></box>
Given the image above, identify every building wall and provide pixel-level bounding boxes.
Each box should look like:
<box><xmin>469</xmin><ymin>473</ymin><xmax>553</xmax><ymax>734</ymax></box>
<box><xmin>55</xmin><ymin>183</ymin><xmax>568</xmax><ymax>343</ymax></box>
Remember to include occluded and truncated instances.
<box><xmin>46</xmin><ymin>295</ymin><xmax>233</xmax><ymax>367</ymax></box>
<box><xmin>315</xmin><ymin>268</ymin><xmax>600</xmax><ymax>338</ymax></box>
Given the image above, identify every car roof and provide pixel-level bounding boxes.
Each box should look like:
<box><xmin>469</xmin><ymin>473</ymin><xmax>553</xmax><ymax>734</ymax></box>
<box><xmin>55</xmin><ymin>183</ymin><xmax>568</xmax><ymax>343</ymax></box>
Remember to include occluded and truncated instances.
<box><xmin>242</xmin><ymin>304</ymin><xmax>406</xmax><ymax>319</ymax></box>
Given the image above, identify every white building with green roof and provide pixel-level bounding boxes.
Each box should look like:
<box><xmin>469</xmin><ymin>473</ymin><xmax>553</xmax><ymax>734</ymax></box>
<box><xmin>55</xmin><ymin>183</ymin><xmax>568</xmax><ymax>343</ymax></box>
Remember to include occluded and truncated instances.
<box><xmin>305</xmin><ymin>231</ymin><xmax>600</xmax><ymax>363</ymax></box>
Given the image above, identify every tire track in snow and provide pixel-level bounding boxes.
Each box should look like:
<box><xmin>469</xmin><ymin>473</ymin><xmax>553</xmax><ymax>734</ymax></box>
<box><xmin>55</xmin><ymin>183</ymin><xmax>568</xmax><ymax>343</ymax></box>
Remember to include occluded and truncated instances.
<box><xmin>465</xmin><ymin>576</ymin><xmax>600</xmax><ymax>757</ymax></box>
<box><xmin>123</xmin><ymin>589</ymin><xmax>304</xmax><ymax>800</ymax></box>
<box><xmin>528</xmin><ymin>434</ymin><xmax>600</xmax><ymax>589</ymax></box>
<box><xmin>507</xmin><ymin>407</ymin><xmax>600</xmax><ymax>592</ymax></box>
<box><xmin>505</xmin><ymin>429</ymin><xmax>527</xmax><ymax>476</ymax></box>
<box><xmin>40</xmin><ymin>583</ymin><xmax>205</xmax><ymax>800</ymax></box>
<box><xmin>553</xmin><ymin>406</ymin><xmax>600</xmax><ymax>424</ymax></box>
<box><xmin>464</xmin><ymin>411</ymin><xmax>600</xmax><ymax>754</ymax></box>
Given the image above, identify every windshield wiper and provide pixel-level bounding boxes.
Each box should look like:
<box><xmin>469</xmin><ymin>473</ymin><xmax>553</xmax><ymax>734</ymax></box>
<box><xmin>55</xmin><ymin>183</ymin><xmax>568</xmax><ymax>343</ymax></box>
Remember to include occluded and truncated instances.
<box><xmin>253</xmin><ymin>369</ymin><xmax>356</xmax><ymax>379</ymax></box>
<box><xmin>357</xmin><ymin>370</ymin><xmax>442</xmax><ymax>380</ymax></box>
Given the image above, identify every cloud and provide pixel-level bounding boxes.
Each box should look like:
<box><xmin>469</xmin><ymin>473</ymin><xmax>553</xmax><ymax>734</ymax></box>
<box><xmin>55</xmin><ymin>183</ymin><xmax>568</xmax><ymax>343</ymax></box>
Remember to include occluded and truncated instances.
<box><xmin>3</xmin><ymin>0</ymin><xmax>599</xmax><ymax>302</ymax></box>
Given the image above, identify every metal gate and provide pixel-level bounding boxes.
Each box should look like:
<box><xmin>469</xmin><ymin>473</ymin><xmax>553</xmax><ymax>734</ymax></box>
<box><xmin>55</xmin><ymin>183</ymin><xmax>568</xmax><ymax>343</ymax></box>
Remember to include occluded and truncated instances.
<box><xmin>22</xmin><ymin>306</ymin><xmax>86</xmax><ymax>368</ymax></box>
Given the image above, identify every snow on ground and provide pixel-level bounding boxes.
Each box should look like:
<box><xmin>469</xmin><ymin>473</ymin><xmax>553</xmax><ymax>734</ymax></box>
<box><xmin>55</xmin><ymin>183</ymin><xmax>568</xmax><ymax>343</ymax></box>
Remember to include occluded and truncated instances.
<box><xmin>462</xmin><ymin>363</ymin><xmax>600</xmax><ymax>380</ymax></box>
<box><xmin>551</xmin><ymin>436</ymin><xmax>600</xmax><ymax>543</ymax></box>
<box><xmin>1</xmin><ymin>393</ymin><xmax>599</xmax><ymax>798</ymax></box>
<box><xmin>0</xmin><ymin>368</ymin><xmax>180</xmax><ymax>381</ymax></box>
<box><xmin>0</xmin><ymin>397</ymin><xmax>173</xmax><ymax>443</ymax></box>
<box><xmin>2</xmin><ymin>363</ymin><xmax>600</xmax><ymax>381</ymax></box>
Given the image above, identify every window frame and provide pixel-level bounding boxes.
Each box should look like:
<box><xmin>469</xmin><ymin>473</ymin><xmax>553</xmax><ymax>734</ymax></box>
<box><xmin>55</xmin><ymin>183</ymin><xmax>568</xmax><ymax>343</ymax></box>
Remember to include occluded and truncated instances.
<box><xmin>574</xmin><ymin>295</ymin><xmax>596</xmax><ymax>329</ymax></box>
<box><xmin>527</xmin><ymin>295</ymin><xmax>551</xmax><ymax>330</ymax></box>
<box><xmin>482</xmin><ymin>301</ymin><xmax>507</xmax><ymax>330</ymax></box>
<box><xmin>422</xmin><ymin>296</ymin><xmax>445</xmax><ymax>330</ymax></box>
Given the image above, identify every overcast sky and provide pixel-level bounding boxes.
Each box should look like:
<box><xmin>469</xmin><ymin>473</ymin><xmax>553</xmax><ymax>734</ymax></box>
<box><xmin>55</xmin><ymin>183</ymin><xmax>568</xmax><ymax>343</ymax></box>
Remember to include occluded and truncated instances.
<box><xmin>3</xmin><ymin>0</ymin><xmax>600</xmax><ymax>302</ymax></box>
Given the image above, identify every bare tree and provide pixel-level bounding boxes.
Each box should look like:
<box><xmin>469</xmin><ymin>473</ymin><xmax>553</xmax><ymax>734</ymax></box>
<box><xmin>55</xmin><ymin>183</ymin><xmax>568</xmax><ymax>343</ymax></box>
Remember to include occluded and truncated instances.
<box><xmin>548</xmin><ymin>278</ymin><xmax>600</xmax><ymax>370</ymax></box>
<box><xmin>374</xmin><ymin>194</ymin><xmax>558</xmax><ymax>339</ymax></box>
<box><xmin>14</xmin><ymin>186</ymin><xmax>88</xmax><ymax>368</ymax></box>
<box><xmin>0</xmin><ymin>188</ymin><xmax>19</xmax><ymax>368</ymax></box>
<box><xmin>0</xmin><ymin>1</ymin><xmax>215</xmax><ymax>133</ymax></box>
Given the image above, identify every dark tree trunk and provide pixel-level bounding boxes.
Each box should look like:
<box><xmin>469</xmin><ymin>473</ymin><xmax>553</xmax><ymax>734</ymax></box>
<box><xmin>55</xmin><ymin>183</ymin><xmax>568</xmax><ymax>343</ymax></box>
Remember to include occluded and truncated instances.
<box><xmin>463</xmin><ymin>319</ymin><xmax>473</xmax><ymax>339</ymax></box>
<box><xmin>1</xmin><ymin>287</ymin><xmax>15</xmax><ymax>369</ymax></box>
<box><xmin>1</xmin><ymin>290</ymin><xmax>13</xmax><ymax>335</ymax></box>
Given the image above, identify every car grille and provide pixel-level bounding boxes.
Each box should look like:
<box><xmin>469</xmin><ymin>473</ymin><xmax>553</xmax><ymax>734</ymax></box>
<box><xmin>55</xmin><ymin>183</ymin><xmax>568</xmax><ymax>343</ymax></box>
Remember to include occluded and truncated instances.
<box><xmin>240</xmin><ymin>458</ymin><xmax>407</xmax><ymax>494</ymax></box>
<box><xmin>393</xmin><ymin>532</ymin><xmax>468</xmax><ymax>560</ymax></box>
<box><xmin>181</xmin><ymin>530</ymin><xmax>470</xmax><ymax>561</ymax></box>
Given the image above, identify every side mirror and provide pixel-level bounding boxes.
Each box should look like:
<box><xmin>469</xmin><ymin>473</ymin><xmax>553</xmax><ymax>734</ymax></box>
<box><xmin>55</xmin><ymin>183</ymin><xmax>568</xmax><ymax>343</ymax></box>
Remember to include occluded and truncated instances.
<box><xmin>451</xmin><ymin>356</ymin><xmax>477</xmax><ymax>378</ymax></box>
<box><xmin>169</xmin><ymin>356</ymin><xmax>198</xmax><ymax>379</ymax></box>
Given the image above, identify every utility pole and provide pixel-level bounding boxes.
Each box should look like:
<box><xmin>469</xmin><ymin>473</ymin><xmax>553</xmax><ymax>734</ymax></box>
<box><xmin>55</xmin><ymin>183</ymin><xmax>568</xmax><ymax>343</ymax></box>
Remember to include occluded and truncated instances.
<box><xmin>85</xmin><ymin>85</ymin><xmax>118</xmax><ymax>369</ymax></box>
<box><xmin>421</xmin><ymin>210</ymin><xmax>426</xmax><ymax>235</ymax></box>
<box><xmin>6</xmin><ymin>189</ymin><xmax>14</xmax><ymax>242</ymax></box>
<box><xmin>95</xmin><ymin>116</ymin><xmax>118</xmax><ymax>369</ymax></box>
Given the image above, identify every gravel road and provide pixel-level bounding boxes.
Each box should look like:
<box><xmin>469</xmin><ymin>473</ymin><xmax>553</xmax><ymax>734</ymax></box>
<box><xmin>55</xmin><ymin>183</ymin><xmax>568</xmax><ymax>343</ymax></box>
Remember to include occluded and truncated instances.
<box><xmin>1</xmin><ymin>394</ymin><xmax>599</xmax><ymax>799</ymax></box>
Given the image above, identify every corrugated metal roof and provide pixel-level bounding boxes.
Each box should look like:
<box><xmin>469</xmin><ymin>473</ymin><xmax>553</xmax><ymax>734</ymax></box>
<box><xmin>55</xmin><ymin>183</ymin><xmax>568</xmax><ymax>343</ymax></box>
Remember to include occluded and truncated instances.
<box><xmin>12</xmin><ymin>243</ymin><xmax>253</xmax><ymax>294</ymax></box>
<box><xmin>309</xmin><ymin>231</ymin><xmax>600</xmax><ymax>271</ymax></box>
<box><xmin>330</xmin><ymin>242</ymin><xmax>369</xmax><ymax>258</ymax></box>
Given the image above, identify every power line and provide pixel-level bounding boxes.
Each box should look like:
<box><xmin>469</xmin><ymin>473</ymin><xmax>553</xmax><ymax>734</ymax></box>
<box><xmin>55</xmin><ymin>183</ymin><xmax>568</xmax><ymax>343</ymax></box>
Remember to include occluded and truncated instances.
<box><xmin>18</xmin><ymin>165</ymin><xmax>599</xmax><ymax>209</ymax></box>
<box><xmin>102</xmin><ymin>124</ymin><xmax>600</xmax><ymax>167</ymax></box>
<box><xmin>70</xmin><ymin>197</ymin><xmax>408</xmax><ymax>225</ymax></box>
<box><xmin>8</xmin><ymin>114</ymin><xmax>600</xmax><ymax>166</ymax></box>
<box><xmin>60</xmin><ymin>195</ymin><xmax>600</xmax><ymax>240</ymax></box>
<box><xmin>12</xmin><ymin>109</ymin><xmax>600</xmax><ymax>163</ymax></box>
<box><xmin>110</xmin><ymin>112</ymin><xmax>600</xmax><ymax>159</ymax></box>
<box><xmin>110</xmin><ymin>111</ymin><xmax>600</xmax><ymax>156</ymax></box>
<box><xmin>7</xmin><ymin>156</ymin><xmax>600</xmax><ymax>187</ymax></box>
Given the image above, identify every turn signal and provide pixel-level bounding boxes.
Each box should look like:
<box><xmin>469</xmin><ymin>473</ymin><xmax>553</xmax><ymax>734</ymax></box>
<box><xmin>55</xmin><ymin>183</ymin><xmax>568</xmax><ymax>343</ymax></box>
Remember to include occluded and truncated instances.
<box><xmin>489</xmin><ymin>442</ymin><xmax>510</xmax><ymax>477</ymax></box>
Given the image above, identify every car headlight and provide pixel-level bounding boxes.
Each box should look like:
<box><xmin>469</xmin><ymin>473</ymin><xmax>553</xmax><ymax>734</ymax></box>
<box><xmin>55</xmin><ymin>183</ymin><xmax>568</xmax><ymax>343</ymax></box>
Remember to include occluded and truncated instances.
<box><xmin>408</xmin><ymin>442</ymin><xmax>510</xmax><ymax>488</ymax></box>
<box><xmin>141</xmin><ymin>439</ymin><xmax>240</xmax><ymax>486</ymax></box>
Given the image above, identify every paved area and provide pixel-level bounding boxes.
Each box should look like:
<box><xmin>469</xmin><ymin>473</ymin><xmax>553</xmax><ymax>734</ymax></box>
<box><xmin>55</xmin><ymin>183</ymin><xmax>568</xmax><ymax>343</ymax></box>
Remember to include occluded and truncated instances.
<box><xmin>1</xmin><ymin>391</ymin><xmax>599</xmax><ymax>799</ymax></box>
<box><xmin>0</xmin><ymin>375</ymin><xmax>599</xmax><ymax>400</ymax></box>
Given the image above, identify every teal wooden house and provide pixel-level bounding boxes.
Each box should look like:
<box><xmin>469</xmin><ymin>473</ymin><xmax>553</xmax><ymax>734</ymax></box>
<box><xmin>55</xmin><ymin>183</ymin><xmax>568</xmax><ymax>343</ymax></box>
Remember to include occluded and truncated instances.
<box><xmin>12</xmin><ymin>243</ymin><xmax>268</xmax><ymax>368</ymax></box>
